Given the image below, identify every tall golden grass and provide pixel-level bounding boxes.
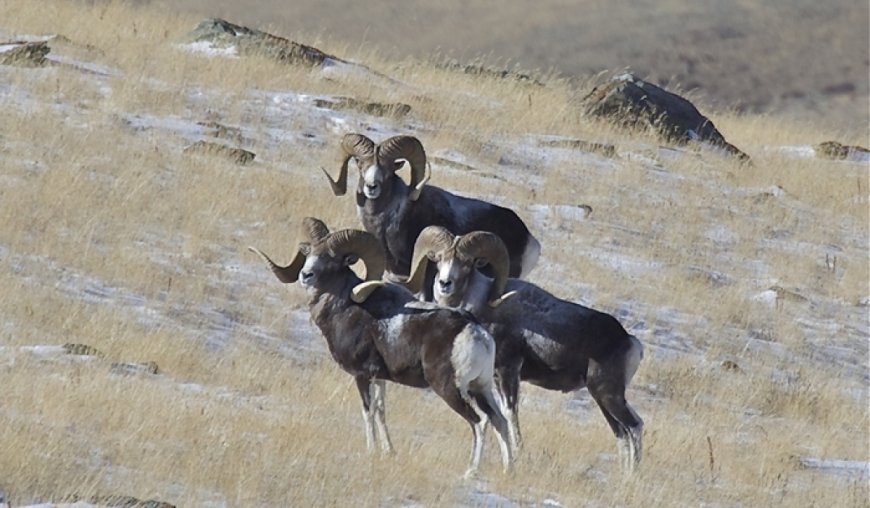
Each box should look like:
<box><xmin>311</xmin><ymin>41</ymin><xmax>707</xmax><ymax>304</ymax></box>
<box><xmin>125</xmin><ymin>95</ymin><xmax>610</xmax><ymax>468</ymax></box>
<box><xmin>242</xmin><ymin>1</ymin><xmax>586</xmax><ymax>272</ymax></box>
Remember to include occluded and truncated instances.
<box><xmin>0</xmin><ymin>1</ymin><xmax>867</xmax><ymax>506</ymax></box>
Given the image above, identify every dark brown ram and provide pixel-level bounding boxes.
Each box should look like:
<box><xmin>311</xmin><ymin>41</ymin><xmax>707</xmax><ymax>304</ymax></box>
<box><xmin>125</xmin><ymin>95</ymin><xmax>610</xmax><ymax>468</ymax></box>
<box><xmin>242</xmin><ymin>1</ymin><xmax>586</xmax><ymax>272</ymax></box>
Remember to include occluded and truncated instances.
<box><xmin>249</xmin><ymin>218</ymin><xmax>513</xmax><ymax>477</ymax></box>
<box><xmin>406</xmin><ymin>226</ymin><xmax>645</xmax><ymax>472</ymax></box>
<box><xmin>322</xmin><ymin>133</ymin><xmax>540</xmax><ymax>293</ymax></box>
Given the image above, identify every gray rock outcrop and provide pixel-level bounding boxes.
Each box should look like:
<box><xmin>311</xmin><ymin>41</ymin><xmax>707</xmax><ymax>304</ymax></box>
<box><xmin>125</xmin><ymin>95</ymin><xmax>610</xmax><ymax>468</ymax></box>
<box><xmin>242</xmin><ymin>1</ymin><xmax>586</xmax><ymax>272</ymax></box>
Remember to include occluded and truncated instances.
<box><xmin>0</xmin><ymin>41</ymin><xmax>50</xmax><ymax>66</ymax></box>
<box><xmin>584</xmin><ymin>73</ymin><xmax>750</xmax><ymax>161</ymax></box>
<box><xmin>184</xmin><ymin>18</ymin><xmax>344</xmax><ymax>67</ymax></box>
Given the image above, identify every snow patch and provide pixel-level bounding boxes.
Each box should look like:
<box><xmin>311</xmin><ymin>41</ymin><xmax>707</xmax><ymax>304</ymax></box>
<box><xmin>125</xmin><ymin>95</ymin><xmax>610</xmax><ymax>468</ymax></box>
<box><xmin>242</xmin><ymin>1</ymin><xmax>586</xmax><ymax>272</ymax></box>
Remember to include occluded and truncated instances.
<box><xmin>799</xmin><ymin>457</ymin><xmax>870</xmax><ymax>479</ymax></box>
<box><xmin>528</xmin><ymin>203</ymin><xmax>592</xmax><ymax>229</ymax></box>
<box><xmin>771</xmin><ymin>145</ymin><xmax>817</xmax><ymax>158</ymax></box>
<box><xmin>705</xmin><ymin>225</ymin><xmax>738</xmax><ymax>244</ymax></box>
<box><xmin>751</xmin><ymin>289</ymin><xmax>778</xmax><ymax>306</ymax></box>
<box><xmin>179</xmin><ymin>41</ymin><xmax>239</xmax><ymax>58</ymax></box>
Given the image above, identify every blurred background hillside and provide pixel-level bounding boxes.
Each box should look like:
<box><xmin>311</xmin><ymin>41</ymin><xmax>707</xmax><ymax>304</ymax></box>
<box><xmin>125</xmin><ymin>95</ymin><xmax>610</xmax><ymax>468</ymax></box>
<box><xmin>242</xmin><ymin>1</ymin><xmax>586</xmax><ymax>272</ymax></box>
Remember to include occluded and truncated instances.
<box><xmin>161</xmin><ymin>0</ymin><xmax>869</xmax><ymax>133</ymax></box>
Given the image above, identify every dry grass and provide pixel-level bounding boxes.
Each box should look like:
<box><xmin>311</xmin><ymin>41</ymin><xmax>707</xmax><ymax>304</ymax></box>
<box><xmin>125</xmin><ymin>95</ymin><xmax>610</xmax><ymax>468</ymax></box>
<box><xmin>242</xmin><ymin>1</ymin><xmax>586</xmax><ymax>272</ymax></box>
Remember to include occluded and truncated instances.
<box><xmin>166</xmin><ymin>0</ymin><xmax>870</xmax><ymax>134</ymax></box>
<box><xmin>0</xmin><ymin>1</ymin><xmax>867</xmax><ymax>506</ymax></box>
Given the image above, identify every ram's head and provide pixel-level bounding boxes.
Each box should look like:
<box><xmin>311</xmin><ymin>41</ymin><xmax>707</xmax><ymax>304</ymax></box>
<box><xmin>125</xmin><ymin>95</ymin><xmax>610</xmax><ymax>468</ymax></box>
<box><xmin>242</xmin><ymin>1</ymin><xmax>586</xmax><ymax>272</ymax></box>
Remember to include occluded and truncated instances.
<box><xmin>323</xmin><ymin>133</ymin><xmax>430</xmax><ymax>202</ymax></box>
<box><xmin>406</xmin><ymin>226</ymin><xmax>514</xmax><ymax>308</ymax></box>
<box><xmin>249</xmin><ymin>217</ymin><xmax>384</xmax><ymax>303</ymax></box>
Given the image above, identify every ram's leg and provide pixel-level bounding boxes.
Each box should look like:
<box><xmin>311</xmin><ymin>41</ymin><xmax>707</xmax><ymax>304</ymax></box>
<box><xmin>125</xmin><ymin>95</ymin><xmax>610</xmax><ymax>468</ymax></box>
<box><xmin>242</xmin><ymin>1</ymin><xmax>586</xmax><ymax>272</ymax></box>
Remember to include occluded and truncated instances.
<box><xmin>370</xmin><ymin>379</ymin><xmax>394</xmax><ymax>454</ymax></box>
<box><xmin>587</xmin><ymin>350</ymin><xmax>644</xmax><ymax>473</ymax></box>
<box><xmin>354</xmin><ymin>377</ymin><xmax>377</xmax><ymax>452</ymax></box>
<box><xmin>496</xmin><ymin>363</ymin><xmax>523</xmax><ymax>452</ymax></box>
<box><xmin>472</xmin><ymin>386</ymin><xmax>514</xmax><ymax>473</ymax></box>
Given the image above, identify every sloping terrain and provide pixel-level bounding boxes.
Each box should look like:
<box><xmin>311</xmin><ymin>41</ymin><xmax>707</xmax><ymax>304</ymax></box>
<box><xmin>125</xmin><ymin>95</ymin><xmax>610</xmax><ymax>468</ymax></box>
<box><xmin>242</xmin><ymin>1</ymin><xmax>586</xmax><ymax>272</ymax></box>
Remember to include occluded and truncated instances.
<box><xmin>0</xmin><ymin>2</ymin><xmax>867</xmax><ymax>507</ymax></box>
<box><xmin>168</xmin><ymin>0</ymin><xmax>870</xmax><ymax>131</ymax></box>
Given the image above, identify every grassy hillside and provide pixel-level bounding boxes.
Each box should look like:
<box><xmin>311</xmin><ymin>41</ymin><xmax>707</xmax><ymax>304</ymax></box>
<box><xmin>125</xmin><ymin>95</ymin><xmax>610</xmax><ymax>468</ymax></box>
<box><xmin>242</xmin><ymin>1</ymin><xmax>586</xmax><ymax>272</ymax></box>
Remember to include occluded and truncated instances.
<box><xmin>0</xmin><ymin>1</ymin><xmax>867</xmax><ymax>506</ymax></box>
<box><xmin>167</xmin><ymin>0</ymin><xmax>870</xmax><ymax>132</ymax></box>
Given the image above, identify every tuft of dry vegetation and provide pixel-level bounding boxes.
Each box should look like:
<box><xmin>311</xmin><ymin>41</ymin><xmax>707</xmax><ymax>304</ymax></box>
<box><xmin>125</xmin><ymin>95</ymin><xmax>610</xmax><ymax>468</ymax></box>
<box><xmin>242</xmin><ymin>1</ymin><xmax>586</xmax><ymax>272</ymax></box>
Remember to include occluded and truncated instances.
<box><xmin>0</xmin><ymin>1</ymin><xmax>867</xmax><ymax>506</ymax></box>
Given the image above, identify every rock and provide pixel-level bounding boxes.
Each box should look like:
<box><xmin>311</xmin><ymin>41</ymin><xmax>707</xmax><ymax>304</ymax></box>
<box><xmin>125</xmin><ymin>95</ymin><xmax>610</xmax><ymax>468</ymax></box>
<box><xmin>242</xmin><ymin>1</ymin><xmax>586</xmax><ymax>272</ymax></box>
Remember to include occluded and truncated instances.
<box><xmin>720</xmin><ymin>359</ymin><xmax>742</xmax><ymax>372</ymax></box>
<box><xmin>110</xmin><ymin>361</ymin><xmax>159</xmax><ymax>376</ymax></box>
<box><xmin>769</xmin><ymin>285</ymin><xmax>808</xmax><ymax>305</ymax></box>
<box><xmin>87</xmin><ymin>494</ymin><xmax>175</xmax><ymax>508</ymax></box>
<box><xmin>583</xmin><ymin>73</ymin><xmax>750</xmax><ymax>161</ymax></box>
<box><xmin>538</xmin><ymin>138</ymin><xmax>617</xmax><ymax>157</ymax></box>
<box><xmin>430</xmin><ymin>156</ymin><xmax>478</xmax><ymax>172</ymax></box>
<box><xmin>814</xmin><ymin>141</ymin><xmax>870</xmax><ymax>161</ymax></box>
<box><xmin>184</xmin><ymin>18</ymin><xmax>344</xmax><ymax>67</ymax></box>
<box><xmin>0</xmin><ymin>41</ymin><xmax>50</xmax><ymax>67</ymax></box>
<box><xmin>183</xmin><ymin>140</ymin><xmax>255</xmax><ymax>165</ymax></box>
<box><xmin>197</xmin><ymin>121</ymin><xmax>247</xmax><ymax>143</ymax></box>
<box><xmin>62</xmin><ymin>343</ymin><xmax>103</xmax><ymax>357</ymax></box>
<box><xmin>438</xmin><ymin>59</ymin><xmax>544</xmax><ymax>86</ymax></box>
<box><xmin>313</xmin><ymin>97</ymin><xmax>411</xmax><ymax>118</ymax></box>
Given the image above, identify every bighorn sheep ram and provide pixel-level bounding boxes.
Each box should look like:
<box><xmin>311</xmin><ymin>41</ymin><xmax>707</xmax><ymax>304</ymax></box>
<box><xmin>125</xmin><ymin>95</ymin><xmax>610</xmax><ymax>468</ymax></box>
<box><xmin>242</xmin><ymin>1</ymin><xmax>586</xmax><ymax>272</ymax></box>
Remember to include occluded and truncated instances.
<box><xmin>322</xmin><ymin>133</ymin><xmax>541</xmax><ymax>286</ymax></box>
<box><xmin>406</xmin><ymin>226</ymin><xmax>644</xmax><ymax>472</ymax></box>
<box><xmin>249</xmin><ymin>218</ymin><xmax>513</xmax><ymax>476</ymax></box>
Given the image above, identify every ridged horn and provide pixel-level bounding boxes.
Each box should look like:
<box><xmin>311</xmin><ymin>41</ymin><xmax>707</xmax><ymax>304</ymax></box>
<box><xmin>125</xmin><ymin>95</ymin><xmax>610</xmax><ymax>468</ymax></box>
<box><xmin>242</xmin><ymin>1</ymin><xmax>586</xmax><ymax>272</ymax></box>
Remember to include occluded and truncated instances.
<box><xmin>326</xmin><ymin>229</ymin><xmax>385</xmax><ymax>282</ymax></box>
<box><xmin>377</xmin><ymin>135</ymin><xmax>428</xmax><ymax>201</ymax></box>
<box><xmin>323</xmin><ymin>133</ymin><xmax>376</xmax><ymax>196</ymax></box>
<box><xmin>350</xmin><ymin>280</ymin><xmax>387</xmax><ymax>304</ymax></box>
<box><xmin>406</xmin><ymin>225</ymin><xmax>456</xmax><ymax>294</ymax></box>
<box><xmin>248</xmin><ymin>246</ymin><xmax>305</xmax><ymax>284</ymax></box>
<box><xmin>456</xmin><ymin>231</ymin><xmax>510</xmax><ymax>304</ymax></box>
<box><xmin>302</xmin><ymin>217</ymin><xmax>330</xmax><ymax>243</ymax></box>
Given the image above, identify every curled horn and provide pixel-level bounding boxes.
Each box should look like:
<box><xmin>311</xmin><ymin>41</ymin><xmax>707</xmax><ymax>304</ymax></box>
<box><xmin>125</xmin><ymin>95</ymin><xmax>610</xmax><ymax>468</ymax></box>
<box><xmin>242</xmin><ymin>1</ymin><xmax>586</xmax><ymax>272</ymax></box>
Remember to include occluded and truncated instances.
<box><xmin>302</xmin><ymin>216</ymin><xmax>331</xmax><ymax>244</ymax></box>
<box><xmin>406</xmin><ymin>226</ymin><xmax>456</xmax><ymax>294</ymax></box>
<box><xmin>247</xmin><ymin>216</ymin><xmax>331</xmax><ymax>284</ymax></box>
<box><xmin>377</xmin><ymin>135</ymin><xmax>429</xmax><ymax>201</ymax></box>
<box><xmin>322</xmin><ymin>134</ymin><xmax>376</xmax><ymax>196</ymax></box>
<box><xmin>248</xmin><ymin>246</ymin><xmax>306</xmax><ymax>284</ymax></box>
<box><xmin>456</xmin><ymin>231</ymin><xmax>510</xmax><ymax>305</ymax></box>
<box><xmin>326</xmin><ymin>229</ymin><xmax>385</xmax><ymax>283</ymax></box>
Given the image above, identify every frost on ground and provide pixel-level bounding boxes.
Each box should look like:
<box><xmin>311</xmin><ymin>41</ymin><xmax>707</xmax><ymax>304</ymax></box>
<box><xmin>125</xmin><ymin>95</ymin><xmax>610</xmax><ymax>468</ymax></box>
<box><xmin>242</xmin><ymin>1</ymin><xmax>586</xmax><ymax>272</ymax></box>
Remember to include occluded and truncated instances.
<box><xmin>0</xmin><ymin>27</ymin><xmax>867</xmax><ymax>508</ymax></box>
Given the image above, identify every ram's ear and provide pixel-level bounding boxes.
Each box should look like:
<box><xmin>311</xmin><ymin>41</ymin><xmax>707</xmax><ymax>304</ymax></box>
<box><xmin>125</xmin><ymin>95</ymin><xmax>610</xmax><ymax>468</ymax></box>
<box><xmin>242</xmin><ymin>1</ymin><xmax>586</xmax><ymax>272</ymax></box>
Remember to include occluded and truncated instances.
<box><xmin>343</xmin><ymin>253</ymin><xmax>360</xmax><ymax>267</ymax></box>
<box><xmin>474</xmin><ymin>258</ymin><xmax>489</xmax><ymax>269</ymax></box>
<box><xmin>299</xmin><ymin>242</ymin><xmax>312</xmax><ymax>256</ymax></box>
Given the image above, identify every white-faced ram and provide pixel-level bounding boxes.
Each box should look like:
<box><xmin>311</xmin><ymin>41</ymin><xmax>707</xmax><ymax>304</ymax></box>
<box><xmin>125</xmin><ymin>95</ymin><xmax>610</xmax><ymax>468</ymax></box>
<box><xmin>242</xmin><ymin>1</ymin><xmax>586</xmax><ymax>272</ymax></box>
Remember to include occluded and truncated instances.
<box><xmin>406</xmin><ymin>226</ymin><xmax>644</xmax><ymax>472</ymax></box>
<box><xmin>249</xmin><ymin>218</ymin><xmax>513</xmax><ymax>476</ymax></box>
<box><xmin>321</xmin><ymin>133</ymin><xmax>541</xmax><ymax>288</ymax></box>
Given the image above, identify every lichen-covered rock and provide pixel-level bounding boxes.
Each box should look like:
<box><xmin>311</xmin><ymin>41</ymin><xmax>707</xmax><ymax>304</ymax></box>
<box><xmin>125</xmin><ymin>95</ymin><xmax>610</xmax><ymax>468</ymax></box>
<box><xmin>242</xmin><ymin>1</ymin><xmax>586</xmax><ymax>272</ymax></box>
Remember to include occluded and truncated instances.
<box><xmin>183</xmin><ymin>140</ymin><xmax>255</xmax><ymax>165</ymax></box>
<box><xmin>184</xmin><ymin>18</ymin><xmax>343</xmax><ymax>67</ymax></box>
<box><xmin>313</xmin><ymin>97</ymin><xmax>412</xmax><ymax>118</ymax></box>
<box><xmin>814</xmin><ymin>140</ymin><xmax>870</xmax><ymax>161</ymax></box>
<box><xmin>538</xmin><ymin>138</ymin><xmax>617</xmax><ymax>157</ymax></box>
<box><xmin>438</xmin><ymin>59</ymin><xmax>544</xmax><ymax>86</ymax></box>
<box><xmin>197</xmin><ymin>121</ymin><xmax>246</xmax><ymax>143</ymax></box>
<box><xmin>0</xmin><ymin>41</ymin><xmax>50</xmax><ymax>67</ymax></box>
<box><xmin>110</xmin><ymin>361</ymin><xmax>160</xmax><ymax>376</ymax></box>
<box><xmin>62</xmin><ymin>343</ymin><xmax>103</xmax><ymax>357</ymax></box>
<box><xmin>583</xmin><ymin>73</ymin><xmax>750</xmax><ymax>161</ymax></box>
<box><xmin>87</xmin><ymin>494</ymin><xmax>175</xmax><ymax>507</ymax></box>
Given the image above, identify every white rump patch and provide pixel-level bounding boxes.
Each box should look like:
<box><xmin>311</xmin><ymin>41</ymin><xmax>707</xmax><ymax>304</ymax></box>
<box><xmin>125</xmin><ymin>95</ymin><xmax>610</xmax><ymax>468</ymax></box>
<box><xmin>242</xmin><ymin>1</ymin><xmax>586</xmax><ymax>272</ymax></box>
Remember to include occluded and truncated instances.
<box><xmin>451</xmin><ymin>325</ymin><xmax>495</xmax><ymax>390</ymax></box>
<box><xmin>519</xmin><ymin>235</ymin><xmax>541</xmax><ymax>278</ymax></box>
<box><xmin>624</xmin><ymin>335</ymin><xmax>643</xmax><ymax>386</ymax></box>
